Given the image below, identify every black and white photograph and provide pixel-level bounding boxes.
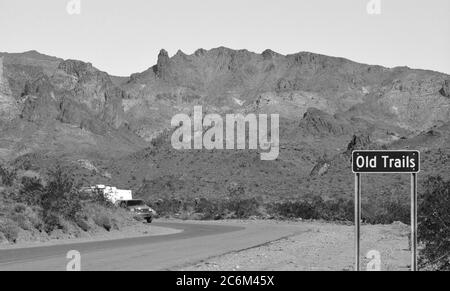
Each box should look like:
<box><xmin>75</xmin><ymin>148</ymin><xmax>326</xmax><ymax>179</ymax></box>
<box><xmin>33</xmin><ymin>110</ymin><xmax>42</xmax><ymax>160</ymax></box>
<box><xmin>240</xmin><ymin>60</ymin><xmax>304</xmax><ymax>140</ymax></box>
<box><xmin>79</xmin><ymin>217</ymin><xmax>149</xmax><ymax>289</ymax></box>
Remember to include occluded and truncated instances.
<box><xmin>0</xmin><ymin>0</ymin><xmax>449</xmax><ymax>277</ymax></box>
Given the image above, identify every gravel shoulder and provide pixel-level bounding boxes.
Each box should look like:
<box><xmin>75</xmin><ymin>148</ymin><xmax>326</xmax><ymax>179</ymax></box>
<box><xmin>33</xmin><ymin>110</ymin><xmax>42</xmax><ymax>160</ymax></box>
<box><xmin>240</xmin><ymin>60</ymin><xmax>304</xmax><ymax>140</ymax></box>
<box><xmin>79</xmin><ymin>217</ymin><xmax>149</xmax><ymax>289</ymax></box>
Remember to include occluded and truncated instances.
<box><xmin>181</xmin><ymin>220</ymin><xmax>411</xmax><ymax>271</ymax></box>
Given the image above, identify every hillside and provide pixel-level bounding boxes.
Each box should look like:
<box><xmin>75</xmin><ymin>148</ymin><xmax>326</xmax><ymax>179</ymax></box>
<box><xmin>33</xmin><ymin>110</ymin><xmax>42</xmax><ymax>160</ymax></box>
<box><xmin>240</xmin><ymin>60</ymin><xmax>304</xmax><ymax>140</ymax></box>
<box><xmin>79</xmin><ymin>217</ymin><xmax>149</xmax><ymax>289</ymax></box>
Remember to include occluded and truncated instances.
<box><xmin>0</xmin><ymin>48</ymin><xmax>449</xmax><ymax>209</ymax></box>
<box><xmin>121</xmin><ymin>48</ymin><xmax>450</xmax><ymax>140</ymax></box>
<box><xmin>0</xmin><ymin>52</ymin><xmax>146</xmax><ymax>162</ymax></box>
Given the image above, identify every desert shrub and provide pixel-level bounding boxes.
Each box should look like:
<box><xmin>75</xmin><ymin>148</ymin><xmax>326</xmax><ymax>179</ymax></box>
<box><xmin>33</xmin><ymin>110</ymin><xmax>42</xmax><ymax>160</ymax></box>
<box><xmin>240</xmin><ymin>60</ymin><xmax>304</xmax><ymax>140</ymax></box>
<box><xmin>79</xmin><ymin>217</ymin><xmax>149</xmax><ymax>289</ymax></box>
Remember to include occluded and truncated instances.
<box><xmin>17</xmin><ymin>176</ymin><xmax>44</xmax><ymax>205</ymax></box>
<box><xmin>267</xmin><ymin>197</ymin><xmax>354</xmax><ymax>221</ymax></box>
<box><xmin>93</xmin><ymin>214</ymin><xmax>112</xmax><ymax>231</ymax></box>
<box><xmin>226</xmin><ymin>197</ymin><xmax>261</xmax><ymax>219</ymax></box>
<box><xmin>1</xmin><ymin>164</ymin><xmax>136</xmax><ymax>240</ymax></box>
<box><xmin>194</xmin><ymin>198</ymin><xmax>224</xmax><ymax>219</ymax></box>
<box><xmin>25</xmin><ymin>207</ymin><xmax>44</xmax><ymax>231</ymax></box>
<box><xmin>269</xmin><ymin>200</ymin><xmax>318</xmax><ymax>219</ymax></box>
<box><xmin>318</xmin><ymin>198</ymin><xmax>353</xmax><ymax>221</ymax></box>
<box><xmin>42</xmin><ymin>212</ymin><xmax>66</xmax><ymax>233</ymax></box>
<box><xmin>363</xmin><ymin>198</ymin><xmax>409</xmax><ymax>225</ymax></box>
<box><xmin>13</xmin><ymin>203</ymin><xmax>27</xmax><ymax>214</ymax></box>
<box><xmin>418</xmin><ymin>176</ymin><xmax>450</xmax><ymax>271</ymax></box>
<box><xmin>148</xmin><ymin>195</ymin><xmax>411</xmax><ymax>224</ymax></box>
<box><xmin>151</xmin><ymin>131</ymin><xmax>169</xmax><ymax>148</ymax></box>
<box><xmin>223</xmin><ymin>183</ymin><xmax>262</xmax><ymax>219</ymax></box>
<box><xmin>74</xmin><ymin>215</ymin><xmax>90</xmax><ymax>232</ymax></box>
<box><xmin>82</xmin><ymin>202</ymin><xmax>128</xmax><ymax>232</ymax></box>
<box><xmin>150</xmin><ymin>196</ymin><xmax>261</xmax><ymax>220</ymax></box>
<box><xmin>10</xmin><ymin>165</ymin><xmax>83</xmax><ymax>233</ymax></box>
<box><xmin>152</xmin><ymin>198</ymin><xmax>184</xmax><ymax>216</ymax></box>
<box><xmin>0</xmin><ymin>165</ymin><xmax>17</xmax><ymax>187</ymax></box>
<box><xmin>9</xmin><ymin>213</ymin><xmax>32</xmax><ymax>231</ymax></box>
<box><xmin>0</xmin><ymin>232</ymin><xmax>7</xmax><ymax>243</ymax></box>
<box><xmin>40</xmin><ymin>166</ymin><xmax>82</xmax><ymax>225</ymax></box>
<box><xmin>0</xmin><ymin>218</ymin><xmax>20</xmax><ymax>243</ymax></box>
<box><xmin>0</xmin><ymin>203</ymin><xmax>38</xmax><ymax>232</ymax></box>
<box><xmin>227</xmin><ymin>182</ymin><xmax>245</xmax><ymax>199</ymax></box>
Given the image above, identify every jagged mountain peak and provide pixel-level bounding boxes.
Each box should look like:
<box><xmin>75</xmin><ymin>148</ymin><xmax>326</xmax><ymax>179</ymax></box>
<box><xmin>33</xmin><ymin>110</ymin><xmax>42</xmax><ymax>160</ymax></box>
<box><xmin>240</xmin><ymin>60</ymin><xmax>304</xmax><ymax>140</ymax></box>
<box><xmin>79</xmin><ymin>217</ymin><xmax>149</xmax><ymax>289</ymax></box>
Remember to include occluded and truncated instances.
<box><xmin>1</xmin><ymin>47</ymin><xmax>450</xmax><ymax>162</ymax></box>
<box><xmin>58</xmin><ymin>59</ymin><xmax>95</xmax><ymax>77</ymax></box>
<box><xmin>119</xmin><ymin>46</ymin><xmax>450</xmax><ymax>142</ymax></box>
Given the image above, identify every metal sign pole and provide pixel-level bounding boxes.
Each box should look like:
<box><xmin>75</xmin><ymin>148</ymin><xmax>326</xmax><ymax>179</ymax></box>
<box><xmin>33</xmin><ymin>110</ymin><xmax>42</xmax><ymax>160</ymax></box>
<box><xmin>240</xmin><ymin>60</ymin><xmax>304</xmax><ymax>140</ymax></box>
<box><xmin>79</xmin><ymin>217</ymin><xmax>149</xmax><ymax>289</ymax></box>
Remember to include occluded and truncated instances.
<box><xmin>411</xmin><ymin>173</ymin><xmax>418</xmax><ymax>271</ymax></box>
<box><xmin>354</xmin><ymin>173</ymin><xmax>361</xmax><ymax>271</ymax></box>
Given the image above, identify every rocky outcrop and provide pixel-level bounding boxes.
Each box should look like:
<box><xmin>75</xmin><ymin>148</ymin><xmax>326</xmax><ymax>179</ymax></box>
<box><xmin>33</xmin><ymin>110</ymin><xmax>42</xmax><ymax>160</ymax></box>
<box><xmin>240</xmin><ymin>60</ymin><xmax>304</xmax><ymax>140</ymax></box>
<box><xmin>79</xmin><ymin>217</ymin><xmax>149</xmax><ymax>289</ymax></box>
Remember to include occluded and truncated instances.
<box><xmin>346</xmin><ymin>134</ymin><xmax>371</xmax><ymax>154</ymax></box>
<box><xmin>262</xmin><ymin>49</ymin><xmax>277</xmax><ymax>60</ymax></box>
<box><xmin>58</xmin><ymin>59</ymin><xmax>95</xmax><ymax>79</ymax></box>
<box><xmin>20</xmin><ymin>94</ymin><xmax>58</xmax><ymax>123</ymax></box>
<box><xmin>440</xmin><ymin>80</ymin><xmax>450</xmax><ymax>98</ymax></box>
<box><xmin>58</xmin><ymin>97</ymin><xmax>90</xmax><ymax>125</ymax></box>
<box><xmin>55</xmin><ymin>59</ymin><xmax>125</xmax><ymax>129</ymax></box>
<box><xmin>299</xmin><ymin>108</ymin><xmax>349</xmax><ymax>136</ymax></box>
<box><xmin>100</xmin><ymin>87</ymin><xmax>126</xmax><ymax>128</ymax></box>
<box><xmin>0</xmin><ymin>57</ymin><xmax>19</xmax><ymax>123</ymax></box>
<box><xmin>194</xmin><ymin>48</ymin><xmax>207</xmax><ymax>57</ymax></box>
<box><xmin>18</xmin><ymin>74</ymin><xmax>58</xmax><ymax>123</ymax></box>
<box><xmin>155</xmin><ymin>49</ymin><xmax>170</xmax><ymax>79</ymax></box>
<box><xmin>0</xmin><ymin>57</ymin><xmax>10</xmax><ymax>95</ymax></box>
<box><xmin>310</xmin><ymin>159</ymin><xmax>330</xmax><ymax>176</ymax></box>
<box><xmin>118</xmin><ymin>47</ymin><xmax>450</xmax><ymax>140</ymax></box>
<box><xmin>21</xmin><ymin>74</ymin><xmax>54</xmax><ymax>99</ymax></box>
<box><xmin>57</xmin><ymin>97</ymin><xmax>110</xmax><ymax>135</ymax></box>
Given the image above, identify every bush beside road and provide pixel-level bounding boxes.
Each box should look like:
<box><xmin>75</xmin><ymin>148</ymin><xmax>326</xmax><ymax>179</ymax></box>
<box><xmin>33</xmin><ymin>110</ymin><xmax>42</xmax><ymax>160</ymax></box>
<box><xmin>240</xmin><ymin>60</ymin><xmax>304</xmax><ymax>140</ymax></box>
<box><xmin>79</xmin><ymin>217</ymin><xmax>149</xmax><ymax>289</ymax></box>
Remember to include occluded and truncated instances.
<box><xmin>0</xmin><ymin>164</ymin><xmax>145</xmax><ymax>246</ymax></box>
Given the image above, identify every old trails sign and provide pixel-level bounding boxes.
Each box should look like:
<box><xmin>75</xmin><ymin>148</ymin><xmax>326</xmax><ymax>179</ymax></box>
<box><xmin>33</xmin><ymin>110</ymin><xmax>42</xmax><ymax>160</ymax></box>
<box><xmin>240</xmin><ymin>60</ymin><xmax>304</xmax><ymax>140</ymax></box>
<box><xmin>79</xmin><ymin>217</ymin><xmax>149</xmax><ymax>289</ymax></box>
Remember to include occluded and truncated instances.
<box><xmin>351</xmin><ymin>150</ymin><xmax>420</xmax><ymax>271</ymax></box>
<box><xmin>352</xmin><ymin>150</ymin><xmax>420</xmax><ymax>173</ymax></box>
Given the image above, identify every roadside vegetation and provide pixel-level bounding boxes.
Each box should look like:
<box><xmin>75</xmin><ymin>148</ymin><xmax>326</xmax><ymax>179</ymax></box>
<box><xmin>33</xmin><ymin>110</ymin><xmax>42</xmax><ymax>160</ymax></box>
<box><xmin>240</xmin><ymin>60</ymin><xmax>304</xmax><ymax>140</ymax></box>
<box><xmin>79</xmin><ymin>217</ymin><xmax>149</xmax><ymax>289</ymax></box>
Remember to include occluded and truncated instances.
<box><xmin>0</xmin><ymin>164</ymin><xmax>136</xmax><ymax>245</ymax></box>
<box><xmin>145</xmin><ymin>182</ymin><xmax>409</xmax><ymax>223</ymax></box>
<box><xmin>418</xmin><ymin>176</ymin><xmax>450</xmax><ymax>271</ymax></box>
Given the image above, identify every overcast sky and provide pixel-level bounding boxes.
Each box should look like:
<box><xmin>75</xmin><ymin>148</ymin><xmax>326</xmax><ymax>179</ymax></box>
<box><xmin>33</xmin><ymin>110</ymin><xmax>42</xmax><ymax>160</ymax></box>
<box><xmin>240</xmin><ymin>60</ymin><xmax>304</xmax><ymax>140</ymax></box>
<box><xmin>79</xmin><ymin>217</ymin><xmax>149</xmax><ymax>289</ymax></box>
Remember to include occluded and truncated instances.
<box><xmin>0</xmin><ymin>0</ymin><xmax>449</xmax><ymax>76</ymax></box>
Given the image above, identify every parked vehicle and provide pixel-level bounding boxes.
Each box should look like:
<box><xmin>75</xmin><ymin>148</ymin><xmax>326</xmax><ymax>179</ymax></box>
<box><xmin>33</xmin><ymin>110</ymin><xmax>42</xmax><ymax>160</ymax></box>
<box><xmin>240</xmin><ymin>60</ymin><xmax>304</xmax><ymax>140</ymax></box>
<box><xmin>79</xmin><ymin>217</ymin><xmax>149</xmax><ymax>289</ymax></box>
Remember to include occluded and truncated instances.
<box><xmin>98</xmin><ymin>185</ymin><xmax>133</xmax><ymax>204</ymax></box>
<box><xmin>81</xmin><ymin>185</ymin><xmax>133</xmax><ymax>204</ymax></box>
<box><xmin>117</xmin><ymin>199</ymin><xmax>156</xmax><ymax>223</ymax></box>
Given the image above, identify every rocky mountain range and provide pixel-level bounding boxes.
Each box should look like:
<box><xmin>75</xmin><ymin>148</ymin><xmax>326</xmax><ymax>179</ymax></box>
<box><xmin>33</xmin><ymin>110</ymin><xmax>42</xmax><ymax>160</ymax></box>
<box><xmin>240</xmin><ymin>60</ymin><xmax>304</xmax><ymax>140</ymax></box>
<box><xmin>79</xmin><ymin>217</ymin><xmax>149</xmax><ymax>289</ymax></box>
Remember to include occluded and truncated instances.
<box><xmin>0</xmin><ymin>48</ymin><xmax>449</xmax><ymax>203</ymax></box>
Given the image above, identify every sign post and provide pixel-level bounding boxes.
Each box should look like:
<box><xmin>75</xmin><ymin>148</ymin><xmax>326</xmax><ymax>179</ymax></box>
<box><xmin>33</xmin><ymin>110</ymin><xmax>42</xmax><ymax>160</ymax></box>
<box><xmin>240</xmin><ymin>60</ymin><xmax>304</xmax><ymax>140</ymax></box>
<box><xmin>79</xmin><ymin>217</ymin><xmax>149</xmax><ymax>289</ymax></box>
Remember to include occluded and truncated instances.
<box><xmin>354</xmin><ymin>173</ymin><xmax>361</xmax><ymax>271</ymax></box>
<box><xmin>352</xmin><ymin>150</ymin><xmax>420</xmax><ymax>271</ymax></box>
<box><xmin>411</xmin><ymin>172</ymin><xmax>418</xmax><ymax>271</ymax></box>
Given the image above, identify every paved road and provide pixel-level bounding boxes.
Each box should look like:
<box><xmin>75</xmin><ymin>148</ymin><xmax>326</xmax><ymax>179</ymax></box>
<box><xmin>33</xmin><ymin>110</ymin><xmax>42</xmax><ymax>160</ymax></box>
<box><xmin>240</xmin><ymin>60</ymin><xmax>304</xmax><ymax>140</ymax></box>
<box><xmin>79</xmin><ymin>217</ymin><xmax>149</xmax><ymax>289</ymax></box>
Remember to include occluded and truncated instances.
<box><xmin>0</xmin><ymin>221</ymin><xmax>304</xmax><ymax>271</ymax></box>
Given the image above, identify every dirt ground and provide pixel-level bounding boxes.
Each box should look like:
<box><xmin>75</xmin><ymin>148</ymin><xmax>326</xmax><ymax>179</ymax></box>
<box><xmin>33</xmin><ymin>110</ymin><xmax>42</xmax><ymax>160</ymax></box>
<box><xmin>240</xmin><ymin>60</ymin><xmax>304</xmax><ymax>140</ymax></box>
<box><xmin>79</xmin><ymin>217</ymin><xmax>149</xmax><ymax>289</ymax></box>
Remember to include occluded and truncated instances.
<box><xmin>182</xmin><ymin>220</ymin><xmax>411</xmax><ymax>271</ymax></box>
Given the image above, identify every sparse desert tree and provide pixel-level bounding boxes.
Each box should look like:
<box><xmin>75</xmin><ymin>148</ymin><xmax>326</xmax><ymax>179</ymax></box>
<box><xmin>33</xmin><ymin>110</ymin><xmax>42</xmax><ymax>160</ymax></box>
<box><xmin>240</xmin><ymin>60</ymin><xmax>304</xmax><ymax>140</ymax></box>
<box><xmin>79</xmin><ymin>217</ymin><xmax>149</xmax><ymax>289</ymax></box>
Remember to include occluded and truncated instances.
<box><xmin>39</xmin><ymin>165</ymin><xmax>82</xmax><ymax>232</ymax></box>
<box><xmin>227</xmin><ymin>182</ymin><xmax>245</xmax><ymax>199</ymax></box>
<box><xmin>17</xmin><ymin>176</ymin><xmax>44</xmax><ymax>205</ymax></box>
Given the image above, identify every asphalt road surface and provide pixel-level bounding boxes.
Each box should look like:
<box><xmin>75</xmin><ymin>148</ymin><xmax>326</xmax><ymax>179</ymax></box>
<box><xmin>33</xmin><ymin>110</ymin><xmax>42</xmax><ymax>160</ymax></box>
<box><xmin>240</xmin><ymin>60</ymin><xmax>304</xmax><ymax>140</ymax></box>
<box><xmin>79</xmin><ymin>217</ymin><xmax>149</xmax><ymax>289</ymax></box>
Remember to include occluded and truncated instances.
<box><xmin>0</xmin><ymin>221</ymin><xmax>304</xmax><ymax>271</ymax></box>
